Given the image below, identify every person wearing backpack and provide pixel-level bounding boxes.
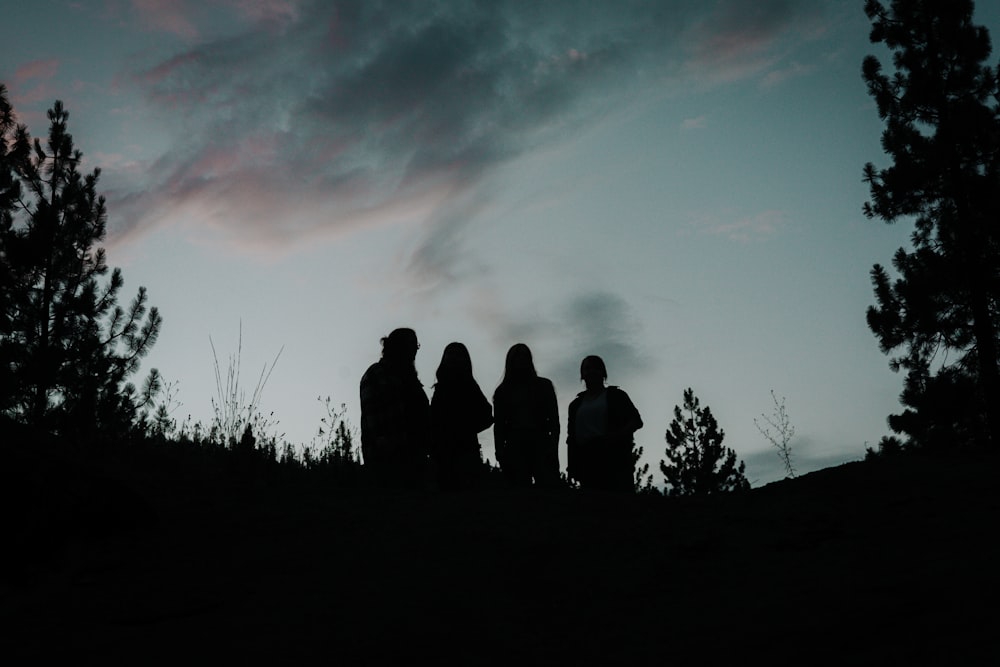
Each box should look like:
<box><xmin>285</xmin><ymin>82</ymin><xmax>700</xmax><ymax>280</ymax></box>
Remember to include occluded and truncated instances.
<box><xmin>566</xmin><ymin>355</ymin><xmax>643</xmax><ymax>492</ymax></box>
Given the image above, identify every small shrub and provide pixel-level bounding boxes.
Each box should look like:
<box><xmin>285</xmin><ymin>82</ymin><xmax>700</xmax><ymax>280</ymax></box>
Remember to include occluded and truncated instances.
<box><xmin>754</xmin><ymin>390</ymin><xmax>796</xmax><ymax>478</ymax></box>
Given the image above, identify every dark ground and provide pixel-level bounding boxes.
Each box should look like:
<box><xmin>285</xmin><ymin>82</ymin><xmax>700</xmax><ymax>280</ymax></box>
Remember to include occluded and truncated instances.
<box><xmin>2</xmin><ymin>438</ymin><xmax>998</xmax><ymax>664</ymax></box>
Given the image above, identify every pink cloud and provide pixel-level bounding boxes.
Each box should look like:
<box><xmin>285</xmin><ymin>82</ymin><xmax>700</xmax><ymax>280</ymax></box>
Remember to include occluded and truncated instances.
<box><xmin>10</xmin><ymin>86</ymin><xmax>50</xmax><ymax>108</ymax></box>
<box><xmin>138</xmin><ymin>50</ymin><xmax>202</xmax><ymax>85</ymax></box>
<box><xmin>89</xmin><ymin>151</ymin><xmax>147</xmax><ymax>176</ymax></box>
<box><xmin>762</xmin><ymin>61</ymin><xmax>814</xmax><ymax>88</ymax></box>
<box><xmin>709</xmin><ymin>210</ymin><xmax>786</xmax><ymax>242</ymax></box>
<box><xmin>226</xmin><ymin>0</ymin><xmax>300</xmax><ymax>26</ymax></box>
<box><xmin>681</xmin><ymin>115</ymin><xmax>707</xmax><ymax>130</ymax></box>
<box><xmin>684</xmin><ymin>29</ymin><xmax>778</xmax><ymax>84</ymax></box>
<box><xmin>110</xmin><ymin>0</ymin><xmax>830</xmax><ymax>265</ymax></box>
<box><xmin>105</xmin><ymin>128</ymin><xmax>472</xmax><ymax>260</ymax></box>
<box><xmin>682</xmin><ymin>209</ymin><xmax>787</xmax><ymax>243</ymax></box>
<box><xmin>14</xmin><ymin>59</ymin><xmax>60</xmax><ymax>84</ymax></box>
<box><xmin>132</xmin><ymin>50</ymin><xmax>209</xmax><ymax>107</ymax></box>
<box><xmin>699</xmin><ymin>30</ymin><xmax>772</xmax><ymax>64</ymax></box>
<box><xmin>680</xmin><ymin>2</ymin><xmax>825</xmax><ymax>86</ymax></box>
<box><xmin>131</xmin><ymin>0</ymin><xmax>199</xmax><ymax>39</ymax></box>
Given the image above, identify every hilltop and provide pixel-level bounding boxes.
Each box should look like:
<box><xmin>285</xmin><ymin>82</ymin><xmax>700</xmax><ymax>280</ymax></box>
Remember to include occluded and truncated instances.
<box><xmin>2</xmin><ymin>436</ymin><xmax>997</xmax><ymax>663</ymax></box>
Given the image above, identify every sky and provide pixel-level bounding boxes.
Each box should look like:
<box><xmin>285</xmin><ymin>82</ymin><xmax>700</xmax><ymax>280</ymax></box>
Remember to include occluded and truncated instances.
<box><xmin>5</xmin><ymin>0</ymin><xmax>999</xmax><ymax>486</ymax></box>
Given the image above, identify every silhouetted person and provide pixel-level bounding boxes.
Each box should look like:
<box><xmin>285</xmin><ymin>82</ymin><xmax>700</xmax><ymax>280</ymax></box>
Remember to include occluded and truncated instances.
<box><xmin>360</xmin><ymin>328</ymin><xmax>430</xmax><ymax>486</ymax></box>
<box><xmin>493</xmin><ymin>343</ymin><xmax>560</xmax><ymax>488</ymax></box>
<box><xmin>429</xmin><ymin>342</ymin><xmax>493</xmax><ymax>490</ymax></box>
<box><xmin>566</xmin><ymin>355</ymin><xmax>643</xmax><ymax>493</ymax></box>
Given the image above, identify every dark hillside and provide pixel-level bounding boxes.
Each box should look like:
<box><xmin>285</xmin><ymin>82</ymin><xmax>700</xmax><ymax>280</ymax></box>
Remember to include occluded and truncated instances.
<box><xmin>2</xmin><ymin>436</ymin><xmax>997</xmax><ymax>663</ymax></box>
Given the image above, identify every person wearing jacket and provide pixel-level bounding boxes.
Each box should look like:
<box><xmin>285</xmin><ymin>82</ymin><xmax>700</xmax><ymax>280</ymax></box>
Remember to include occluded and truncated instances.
<box><xmin>359</xmin><ymin>327</ymin><xmax>430</xmax><ymax>486</ymax></box>
<box><xmin>566</xmin><ymin>355</ymin><xmax>642</xmax><ymax>492</ymax></box>
<box><xmin>430</xmin><ymin>342</ymin><xmax>494</xmax><ymax>490</ymax></box>
<box><xmin>493</xmin><ymin>343</ymin><xmax>560</xmax><ymax>487</ymax></box>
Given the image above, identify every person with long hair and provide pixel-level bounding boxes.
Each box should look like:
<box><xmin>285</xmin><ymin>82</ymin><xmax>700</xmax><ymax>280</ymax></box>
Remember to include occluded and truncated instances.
<box><xmin>429</xmin><ymin>342</ymin><xmax>493</xmax><ymax>490</ymax></box>
<box><xmin>493</xmin><ymin>343</ymin><xmax>560</xmax><ymax>487</ymax></box>
<box><xmin>359</xmin><ymin>328</ymin><xmax>430</xmax><ymax>485</ymax></box>
<box><xmin>566</xmin><ymin>355</ymin><xmax>643</xmax><ymax>492</ymax></box>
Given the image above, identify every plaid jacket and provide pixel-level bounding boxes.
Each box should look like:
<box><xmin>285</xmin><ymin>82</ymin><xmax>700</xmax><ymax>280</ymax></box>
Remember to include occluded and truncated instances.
<box><xmin>359</xmin><ymin>360</ymin><xmax>430</xmax><ymax>455</ymax></box>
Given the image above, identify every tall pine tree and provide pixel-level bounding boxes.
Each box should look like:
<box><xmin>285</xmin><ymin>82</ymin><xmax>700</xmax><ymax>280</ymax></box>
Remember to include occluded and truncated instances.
<box><xmin>660</xmin><ymin>388</ymin><xmax>749</xmax><ymax>496</ymax></box>
<box><xmin>0</xmin><ymin>86</ymin><xmax>21</xmax><ymax>417</ymax></box>
<box><xmin>0</xmin><ymin>85</ymin><xmax>162</xmax><ymax>437</ymax></box>
<box><xmin>863</xmin><ymin>0</ymin><xmax>1000</xmax><ymax>449</ymax></box>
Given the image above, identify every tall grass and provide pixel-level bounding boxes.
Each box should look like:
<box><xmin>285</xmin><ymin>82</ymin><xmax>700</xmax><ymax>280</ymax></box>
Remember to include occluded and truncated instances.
<box><xmin>209</xmin><ymin>322</ymin><xmax>284</xmax><ymax>449</ymax></box>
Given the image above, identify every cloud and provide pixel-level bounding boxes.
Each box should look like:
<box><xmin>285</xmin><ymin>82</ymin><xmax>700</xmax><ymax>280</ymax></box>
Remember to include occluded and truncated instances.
<box><xmin>689</xmin><ymin>209</ymin><xmax>786</xmax><ymax>242</ymax></box>
<box><xmin>761</xmin><ymin>60</ymin><xmax>815</xmax><ymax>88</ymax></box>
<box><xmin>714</xmin><ymin>210</ymin><xmax>785</xmax><ymax>241</ymax></box>
<box><xmin>406</xmin><ymin>191</ymin><xmax>492</xmax><ymax>290</ymax></box>
<box><xmin>448</xmin><ymin>287</ymin><xmax>650</xmax><ymax>394</ymax></box>
<box><xmin>226</xmin><ymin>0</ymin><xmax>301</xmax><ymax>26</ymax></box>
<box><xmin>109</xmin><ymin>0</ymin><xmax>830</xmax><ymax>258</ymax></box>
<box><xmin>681</xmin><ymin>0</ymin><xmax>825</xmax><ymax>84</ymax></box>
<box><xmin>90</xmin><ymin>151</ymin><xmax>145</xmax><ymax>174</ymax></box>
<box><xmin>130</xmin><ymin>0</ymin><xmax>200</xmax><ymax>40</ymax></box>
<box><xmin>14</xmin><ymin>59</ymin><xmax>60</xmax><ymax>84</ymax></box>
<box><xmin>7</xmin><ymin>59</ymin><xmax>61</xmax><ymax>108</ymax></box>
<box><xmin>681</xmin><ymin>115</ymin><xmax>707</xmax><ymax>130</ymax></box>
<box><xmin>549</xmin><ymin>291</ymin><xmax>651</xmax><ymax>389</ymax></box>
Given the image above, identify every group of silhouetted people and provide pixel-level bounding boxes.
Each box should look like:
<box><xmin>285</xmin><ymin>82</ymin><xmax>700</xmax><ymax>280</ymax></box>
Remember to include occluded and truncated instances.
<box><xmin>359</xmin><ymin>328</ymin><xmax>643</xmax><ymax>492</ymax></box>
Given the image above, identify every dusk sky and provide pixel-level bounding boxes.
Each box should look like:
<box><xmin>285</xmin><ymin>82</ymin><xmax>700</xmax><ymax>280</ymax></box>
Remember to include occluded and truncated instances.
<box><xmin>6</xmin><ymin>0</ymin><xmax>998</xmax><ymax>485</ymax></box>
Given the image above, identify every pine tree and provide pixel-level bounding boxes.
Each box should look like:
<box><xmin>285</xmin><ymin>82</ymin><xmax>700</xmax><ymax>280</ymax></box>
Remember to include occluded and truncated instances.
<box><xmin>862</xmin><ymin>0</ymin><xmax>1000</xmax><ymax>448</ymax></box>
<box><xmin>0</xmin><ymin>85</ymin><xmax>22</xmax><ymax>417</ymax></box>
<box><xmin>632</xmin><ymin>443</ymin><xmax>655</xmax><ymax>494</ymax></box>
<box><xmin>0</xmin><ymin>85</ymin><xmax>162</xmax><ymax>437</ymax></box>
<box><xmin>660</xmin><ymin>388</ymin><xmax>749</xmax><ymax>496</ymax></box>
